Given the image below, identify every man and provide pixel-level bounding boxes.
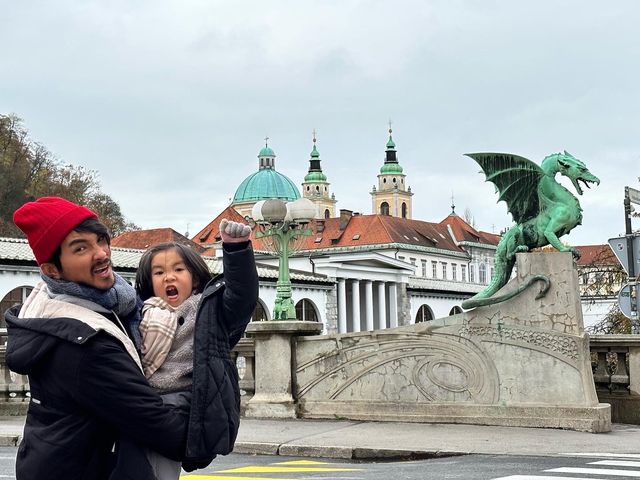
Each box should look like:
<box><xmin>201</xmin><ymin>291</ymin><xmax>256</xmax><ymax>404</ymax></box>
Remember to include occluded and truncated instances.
<box><xmin>5</xmin><ymin>197</ymin><xmax>192</xmax><ymax>479</ymax></box>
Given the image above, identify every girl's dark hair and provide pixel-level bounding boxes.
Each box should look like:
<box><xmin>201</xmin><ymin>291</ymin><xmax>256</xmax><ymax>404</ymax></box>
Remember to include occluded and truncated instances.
<box><xmin>49</xmin><ymin>217</ymin><xmax>111</xmax><ymax>269</ymax></box>
<box><xmin>135</xmin><ymin>242</ymin><xmax>213</xmax><ymax>301</ymax></box>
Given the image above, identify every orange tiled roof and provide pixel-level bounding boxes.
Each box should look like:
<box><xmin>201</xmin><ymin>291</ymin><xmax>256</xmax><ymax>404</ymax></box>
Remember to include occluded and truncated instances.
<box><xmin>249</xmin><ymin>213</ymin><xmax>468</xmax><ymax>253</ymax></box>
<box><xmin>439</xmin><ymin>213</ymin><xmax>500</xmax><ymax>246</ymax></box>
<box><xmin>112</xmin><ymin>228</ymin><xmax>206</xmax><ymax>253</ymax></box>
<box><xmin>191</xmin><ymin>205</ymin><xmax>248</xmax><ymax>247</ymax></box>
<box><xmin>574</xmin><ymin>244</ymin><xmax>618</xmax><ymax>266</ymax></box>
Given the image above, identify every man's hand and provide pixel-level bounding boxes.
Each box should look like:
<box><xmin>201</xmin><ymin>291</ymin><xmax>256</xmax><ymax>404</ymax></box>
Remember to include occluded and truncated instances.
<box><xmin>219</xmin><ymin>219</ymin><xmax>251</xmax><ymax>244</ymax></box>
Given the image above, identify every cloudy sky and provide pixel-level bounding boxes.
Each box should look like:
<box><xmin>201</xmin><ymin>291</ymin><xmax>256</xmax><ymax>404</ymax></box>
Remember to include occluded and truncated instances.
<box><xmin>2</xmin><ymin>1</ymin><xmax>638</xmax><ymax>245</ymax></box>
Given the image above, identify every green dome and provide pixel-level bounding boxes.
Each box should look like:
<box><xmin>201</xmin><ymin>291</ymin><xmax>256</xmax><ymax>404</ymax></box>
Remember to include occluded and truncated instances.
<box><xmin>233</xmin><ymin>168</ymin><xmax>301</xmax><ymax>202</ymax></box>
<box><xmin>259</xmin><ymin>146</ymin><xmax>275</xmax><ymax>157</ymax></box>
<box><xmin>304</xmin><ymin>171</ymin><xmax>327</xmax><ymax>182</ymax></box>
<box><xmin>380</xmin><ymin>163</ymin><xmax>404</xmax><ymax>174</ymax></box>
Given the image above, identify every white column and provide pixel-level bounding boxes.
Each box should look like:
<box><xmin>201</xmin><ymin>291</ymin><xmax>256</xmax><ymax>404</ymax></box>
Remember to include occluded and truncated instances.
<box><xmin>351</xmin><ymin>279</ymin><xmax>361</xmax><ymax>333</ymax></box>
<box><xmin>389</xmin><ymin>282</ymin><xmax>398</xmax><ymax>328</ymax></box>
<box><xmin>377</xmin><ymin>281</ymin><xmax>387</xmax><ymax>329</ymax></box>
<box><xmin>364</xmin><ymin>280</ymin><xmax>374</xmax><ymax>331</ymax></box>
<box><xmin>338</xmin><ymin>278</ymin><xmax>347</xmax><ymax>333</ymax></box>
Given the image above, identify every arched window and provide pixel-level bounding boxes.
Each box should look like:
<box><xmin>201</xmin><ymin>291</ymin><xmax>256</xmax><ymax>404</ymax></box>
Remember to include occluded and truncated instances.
<box><xmin>449</xmin><ymin>306</ymin><xmax>463</xmax><ymax>316</ymax></box>
<box><xmin>1</xmin><ymin>286</ymin><xmax>34</xmax><ymax>327</ymax></box>
<box><xmin>415</xmin><ymin>304</ymin><xmax>434</xmax><ymax>323</ymax></box>
<box><xmin>479</xmin><ymin>263</ymin><xmax>487</xmax><ymax>284</ymax></box>
<box><xmin>401</xmin><ymin>202</ymin><xmax>407</xmax><ymax>218</ymax></box>
<box><xmin>324</xmin><ymin>209</ymin><xmax>330</xmax><ymax>219</ymax></box>
<box><xmin>380</xmin><ymin>202</ymin><xmax>390</xmax><ymax>215</ymax></box>
<box><xmin>251</xmin><ymin>299</ymin><xmax>269</xmax><ymax>322</ymax></box>
<box><xmin>295</xmin><ymin>299</ymin><xmax>319</xmax><ymax>322</ymax></box>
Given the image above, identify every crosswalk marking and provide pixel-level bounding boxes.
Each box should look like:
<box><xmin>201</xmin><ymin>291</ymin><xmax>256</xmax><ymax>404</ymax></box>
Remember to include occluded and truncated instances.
<box><xmin>493</xmin><ymin>475</ymin><xmax>606</xmax><ymax>480</ymax></box>
<box><xmin>181</xmin><ymin>476</ymin><xmax>294</xmax><ymax>480</ymax></box>
<box><xmin>492</xmin><ymin>476</ymin><xmax>609</xmax><ymax>480</ymax></box>
<box><xmin>273</xmin><ymin>460</ymin><xmax>329</xmax><ymax>465</ymax></box>
<box><xmin>591</xmin><ymin>460</ymin><xmax>640</xmax><ymax>468</ymax></box>
<box><xmin>217</xmin><ymin>465</ymin><xmax>363</xmax><ymax>473</ymax></box>
<box><xmin>547</xmin><ymin>466</ymin><xmax>640</xmax><ymax>477</ymax></box>
<box><xmin>561</xmin><ymin>453</ymin><xmax>640</xmax><ymax>459</ymax></box>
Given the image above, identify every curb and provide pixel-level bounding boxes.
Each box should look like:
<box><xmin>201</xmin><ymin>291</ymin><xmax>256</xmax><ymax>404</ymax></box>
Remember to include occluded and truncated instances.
<box><xmin>234</xmin><ymin>441</ymin><xmax>468</xmax><ymax>460</ymax></box>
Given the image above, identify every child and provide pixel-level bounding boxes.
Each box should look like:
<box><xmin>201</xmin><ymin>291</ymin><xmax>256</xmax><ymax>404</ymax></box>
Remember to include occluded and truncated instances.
<box><xmin>132</xmin><ymin>219</ymin><xmax>258</xmax><ymax>479</ymax></box>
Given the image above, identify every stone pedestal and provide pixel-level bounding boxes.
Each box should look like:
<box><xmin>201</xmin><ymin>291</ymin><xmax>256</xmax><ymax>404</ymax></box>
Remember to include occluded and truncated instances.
<box><xmin>245</xmin><ymin>321</ymin><xmax>322</xmax><ymax>418</ymax></box>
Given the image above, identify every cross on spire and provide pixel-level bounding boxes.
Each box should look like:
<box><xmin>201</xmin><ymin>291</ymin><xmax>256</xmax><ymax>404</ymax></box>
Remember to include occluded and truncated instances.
<box><xmin>312</xmin><ymin>128</ymin><xmax>317</xmax><ymax>144</ymax></box>
<box><xmin>388</xmin><ymin>118</ymin><xmax>393</xmax><ymax>135</ymax></box>
<box><xmin>264</xmin><ymin>135</ymin><xmax>269</xmax><ymax>147</ymax></box>
<box><xmin>451</xmin><ymin>192</ymin><xmax>456</xmax><ymax>213</ymax></box>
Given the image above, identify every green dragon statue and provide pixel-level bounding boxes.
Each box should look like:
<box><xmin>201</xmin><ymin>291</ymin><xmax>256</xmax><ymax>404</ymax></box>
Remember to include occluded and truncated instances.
<box><xmin>461</xmin><ymin>151</ymin><xmax>600</xmax><ymax>310</ymax></box>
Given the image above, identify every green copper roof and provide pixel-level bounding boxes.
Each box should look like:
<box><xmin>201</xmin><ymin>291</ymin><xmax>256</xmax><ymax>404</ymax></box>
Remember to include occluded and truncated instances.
<box><xmin>233</xmin><ymin>168</ymin><xmax>300</xmax><ymax>202</ymax></box>
<box><xmin>310</xmin><ymin>144</ymin><xmax>320</xmax><ymax>158</ymax></box>
<box><xmin>386</xmin><ymin>135</ymin><xmax>396</xmax><ymax>150</ymax></box>
<box><xmin>380</xmin><ymin>163</ymin><xmax>404</xmax><ymax>174</ymax></box>
<box><xmin>304</xmin><ymin>171</ymin><xmax>327</xmax><ymax>182</ymax></box>
<box><xmin>259</xmin><ymin>146</ymin><xmax>275</xmax><ymax>157</ymax></box>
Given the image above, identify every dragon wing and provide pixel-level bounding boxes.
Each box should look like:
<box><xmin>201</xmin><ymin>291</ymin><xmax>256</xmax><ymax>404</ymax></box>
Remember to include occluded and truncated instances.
<box><xmin>465</xmin><ymin>153</ymin><xmax>545</xmax><ymax>224</ymax></box>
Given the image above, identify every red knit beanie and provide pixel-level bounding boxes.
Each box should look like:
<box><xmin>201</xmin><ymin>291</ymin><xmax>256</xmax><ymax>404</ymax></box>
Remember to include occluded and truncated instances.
<box><xmin>13</xmin><ymin>196</ymin><xmax>98</xmax><ymax>265</ymax></box>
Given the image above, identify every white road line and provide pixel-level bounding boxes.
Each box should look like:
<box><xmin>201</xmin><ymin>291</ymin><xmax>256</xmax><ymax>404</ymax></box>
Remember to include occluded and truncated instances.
<box><xmin>590</xmin><ymin>460</ymin><xmax>640</xmax><ymax>468</ymax></box>
<box><xmin>492</xmin><ymin>476</ymin><xmax>609</xmax><ymax>480</ymax></box>
<box><xmin>561</xmin><ymin>453</ymin><xmax>640</xmax><ymax>459</ymax></box>
<box><xmin>548</xmin><ymin>467</ymin><xmax>640</xmax><ymax>477</ymax></box>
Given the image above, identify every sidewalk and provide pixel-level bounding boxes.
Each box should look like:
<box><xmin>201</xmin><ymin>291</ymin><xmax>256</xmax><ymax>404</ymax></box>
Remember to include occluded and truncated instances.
<box><xmin>2</xmin><ymin>416</ymin><xmax>640</xmax><ymax>459</ymax></box>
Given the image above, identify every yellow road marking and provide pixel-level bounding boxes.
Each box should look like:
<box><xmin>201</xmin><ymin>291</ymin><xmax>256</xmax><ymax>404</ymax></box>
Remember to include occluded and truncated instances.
<box><xmin>273</xmin><ymin>460</ymin><xmax>330</xmax><ymax>465</ymax></box>
<box><xmin>181</xmin><ymin>476</ymin><xmax>296</xmax><ymax>480</ymax></box>
<box><xmin>217</xmin><ymin>466</ymin><xmax>363</xmax><ymax>473</ymax></box>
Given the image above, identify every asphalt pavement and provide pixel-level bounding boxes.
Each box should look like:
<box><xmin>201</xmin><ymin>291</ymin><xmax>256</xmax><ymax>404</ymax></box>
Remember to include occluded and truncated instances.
<box><xmin>1</xmin><ymin>416</ymin><xmax>639</xmax><ymax>459</ymax></box>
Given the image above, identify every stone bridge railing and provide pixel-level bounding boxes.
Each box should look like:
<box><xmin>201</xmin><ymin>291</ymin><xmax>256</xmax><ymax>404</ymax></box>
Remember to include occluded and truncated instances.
<box><xmin>589</xmin><ymin>334</ymin><xmax>640</xmax><ymax>424</ymax></box>
<box><xmin>0</xmin><ymin>328</ymin><xmax>638</xmax><ymax>424</ymax></box>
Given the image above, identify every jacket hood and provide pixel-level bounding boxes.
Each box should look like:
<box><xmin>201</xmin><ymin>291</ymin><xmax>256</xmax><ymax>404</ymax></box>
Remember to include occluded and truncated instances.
<box><xmin>4</xmin><ymin>305</ymin><xmax>97</xmax><ymax>375</ymax></box>
<box><xmin>4</xmin><ymin>282</ymin><xmax>142</xmax><ymax>375</ymax></box>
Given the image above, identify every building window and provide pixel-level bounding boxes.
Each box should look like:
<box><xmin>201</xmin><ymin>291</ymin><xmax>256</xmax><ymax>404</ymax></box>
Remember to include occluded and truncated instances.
<box><xmin>402</xmin><ymin>202</ymin><xmax>407</xmax><ymax>218</ymax></box>
<box><xmin>295</xmin><ymin>299</ymin><xmax>319</xmax><ymax>322</ymax></box>
<box><xmin>380</xmin><ymin>202</ymin><xmax>390</xmax><ymax>215</ymax></box>
<box><xmin>461</xmin><ymin>264</ymin><xmax>467</xmax><ymax>282</ymax></box>
<box><xmin>441</xmin><ymin>262</ymin><xmax>447</xmax><ymax>280</ymax></box>
<box><xmin>251</xmin><ymin>299</ymin><xmax>269</xmax><ymax>322</ymax></box>
<box><xmin>449</xmin><ymin>306</ymin><xmax>463</xmax><ymax>316</ymax></box>
<box><xmin>479</xmin><ymin>264</ymin><xmax>487</xmax><ymax>284</ymax></box>
<box><xmin>324</xmin><ymin>209</ymin><xmax>330</xmax><ymax>219</ymax></box>
<box><xmin>470</xmin><ymin>265</ymin><xmax>475</xmax><ymax>283</ymax></box>
<box><xmin>398</xmin><ymin>255</ymin><xmax>405</xmax><ymax>262</ymax></box>
<box><xmin>415</xmin><ymin>304</ymin><xmax>434</xmax><ymax>323</ymax></box>
<box><xmin>421</xmin><ymin>259</ymin><xmax>427</xmax><ymax>277</ymax></box>
<box><xmin>452</xmin><ymin>264</ymin><xmax>457</xmax><ymax>281</ymax></box>
<box><xmin>432</xmin><ymin>261</ymin><xmax>437</xmax><ymax>278</ymax></box>
<box><xmin>409</xmin><ymin>257</ymin><xmax>416</xmax><ymax>266</ymax></box>
<box><xmin>1</xmin><ymin>286</ymin><xmax>33</xmax><ymax>327</ymax></box>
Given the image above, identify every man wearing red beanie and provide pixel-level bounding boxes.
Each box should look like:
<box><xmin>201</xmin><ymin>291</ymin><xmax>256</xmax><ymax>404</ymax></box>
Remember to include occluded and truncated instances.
<box><xmin>4</xmin><ymin>196</ymin><xmax>189</xmax><ymax>480</ymax></box>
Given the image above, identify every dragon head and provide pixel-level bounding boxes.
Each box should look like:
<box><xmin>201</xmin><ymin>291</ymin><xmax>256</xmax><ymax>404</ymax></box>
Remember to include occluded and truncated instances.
<box><xmin>555</xmin><ymin>151</ymin><xmax>600</xmax><ymax>195</ymax></box>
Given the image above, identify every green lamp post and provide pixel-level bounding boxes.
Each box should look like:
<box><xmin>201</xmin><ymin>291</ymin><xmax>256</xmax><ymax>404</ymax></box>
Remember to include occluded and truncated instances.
<box><xmin>250</xmin><ymin>198</ymin><xmax>316</xmax><ymax>320</ymax></box>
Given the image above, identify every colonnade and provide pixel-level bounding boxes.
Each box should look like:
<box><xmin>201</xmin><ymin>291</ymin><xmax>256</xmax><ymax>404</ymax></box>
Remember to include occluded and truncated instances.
<box><xmin>336</xmin><ymin>278</ymin><xmax>399</xmax><ymax>333</ymax></box>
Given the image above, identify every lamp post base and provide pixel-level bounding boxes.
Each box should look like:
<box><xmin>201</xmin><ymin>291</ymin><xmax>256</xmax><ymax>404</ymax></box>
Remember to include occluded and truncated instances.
<box><xmin>245</xmin><ymin>321</ymin><xmax>323</xmax><ymax>419</ymax></box>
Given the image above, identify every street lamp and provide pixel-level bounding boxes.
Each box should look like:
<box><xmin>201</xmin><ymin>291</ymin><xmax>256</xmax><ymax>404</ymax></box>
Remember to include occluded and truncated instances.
<box><xmin>250</xmin><ymin>198</ymin><xmax>316</xmax><ymax>320</ymax></box>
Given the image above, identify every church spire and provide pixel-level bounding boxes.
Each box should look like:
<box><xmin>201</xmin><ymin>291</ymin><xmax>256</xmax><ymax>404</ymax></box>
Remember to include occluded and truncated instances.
<box><xmin>304</xmin><ymin>129</ymin><xmax>327</xmax><ymax>182</ymax></box>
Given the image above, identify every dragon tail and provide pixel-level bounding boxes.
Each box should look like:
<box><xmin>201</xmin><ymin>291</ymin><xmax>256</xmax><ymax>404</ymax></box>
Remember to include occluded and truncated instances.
<box><xmin>461</xmin><ymin>228</ymin><xmax>516</xmax><ymax>310</ymax></box>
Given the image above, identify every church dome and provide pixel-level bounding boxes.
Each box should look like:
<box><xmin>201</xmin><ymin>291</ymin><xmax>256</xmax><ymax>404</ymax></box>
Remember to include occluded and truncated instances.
<box><xmin>380</xmin><ymin>162</ymin><xmax>404</xmax><ymax>175</ymax></box>
<box><xmin>233</xmin><ymin>169</ymin><xmax>301</xmax><ymax>202</ymax></box>
<box><xmin>233</xmin><ymin>144</ymin><xmax>301</xmax><ymax>203</ymax></box>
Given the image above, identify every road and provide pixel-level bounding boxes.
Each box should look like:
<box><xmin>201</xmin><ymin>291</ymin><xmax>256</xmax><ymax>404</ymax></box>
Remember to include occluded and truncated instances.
<box><xmin>0</xmin><ymin>448</ymin><xmax>639</xmax><ymax>479</ymax></box>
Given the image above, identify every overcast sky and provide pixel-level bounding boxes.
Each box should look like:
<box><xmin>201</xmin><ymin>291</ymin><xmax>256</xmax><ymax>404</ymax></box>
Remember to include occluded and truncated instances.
<box><xmin>2</xmin><ymin>1</ymin><xmax>638</xmax><ymax>245</ymax></box>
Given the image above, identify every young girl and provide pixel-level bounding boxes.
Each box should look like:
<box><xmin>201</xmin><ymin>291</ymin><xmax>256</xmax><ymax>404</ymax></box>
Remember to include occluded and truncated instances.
<box><xmin>131</xmin><ymin>219</ymin><xmax>258</xmax><ymax>479</ymax></box>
